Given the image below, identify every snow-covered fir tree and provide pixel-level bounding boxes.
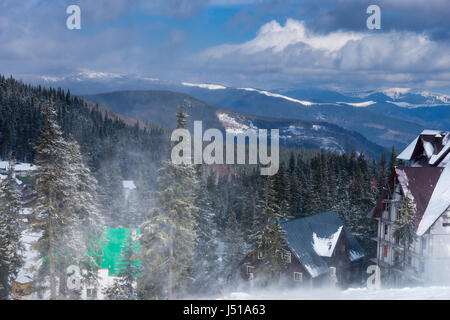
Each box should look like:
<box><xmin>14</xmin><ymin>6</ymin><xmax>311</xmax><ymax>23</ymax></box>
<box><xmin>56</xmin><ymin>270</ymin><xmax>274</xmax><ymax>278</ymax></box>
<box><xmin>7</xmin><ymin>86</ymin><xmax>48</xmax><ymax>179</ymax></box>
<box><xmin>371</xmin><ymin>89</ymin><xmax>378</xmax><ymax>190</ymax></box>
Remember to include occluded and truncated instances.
<box><xmin>250</xmin><ymin>177</ymin><xmax>288</xmax><ymax>285</ymax></box>
<box><xmin>138</xmin><ymin>105</ymin><xmax>199</xmax><ymax>299</ymax></box>
<box><xmin>191</xmin><ymin>167</ymin><xmax>219</xmax><ymax>295</ymax></box>
<box><xmin>394</xmin><ymin>195</ymin><xmax>417</xmax><ymax>268</ymax></box>
<box><xmin>223</xmin><ymin>211</ymin><xmax>245</xmax><ymax>285</ymax></box>
<box><xmin>65</xmin><ymin>135</ymin><xmax>104</xmax><ymax>298</ymax></box>
<box><xmin>31</xmin><ymin>102</ymin><xmax>100</xmax><ymax>299</ymax></box>
<box><xmin>0</xmin><ymin>158</ymin><xmax>23</xmax><ymax>300</ymax></box>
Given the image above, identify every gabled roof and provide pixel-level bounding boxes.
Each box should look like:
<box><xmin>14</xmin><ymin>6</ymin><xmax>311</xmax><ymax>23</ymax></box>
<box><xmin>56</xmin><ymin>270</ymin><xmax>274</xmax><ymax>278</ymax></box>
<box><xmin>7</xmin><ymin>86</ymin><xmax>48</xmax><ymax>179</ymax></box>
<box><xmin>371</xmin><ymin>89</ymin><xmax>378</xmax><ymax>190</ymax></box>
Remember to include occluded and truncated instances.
<box><xmin>397</xmin><ymin>130</ymin><xmax>450</xmax><ymax>167</ymax></box>
<box><xmin>280</xmin><ymin>211</ymin><xmax>365</xmax><ymax>278</ymax></box>
<box><xmin>372</xmin><ymin>166</ymin><xmax>450</xmax><ymax>236</ymax></box>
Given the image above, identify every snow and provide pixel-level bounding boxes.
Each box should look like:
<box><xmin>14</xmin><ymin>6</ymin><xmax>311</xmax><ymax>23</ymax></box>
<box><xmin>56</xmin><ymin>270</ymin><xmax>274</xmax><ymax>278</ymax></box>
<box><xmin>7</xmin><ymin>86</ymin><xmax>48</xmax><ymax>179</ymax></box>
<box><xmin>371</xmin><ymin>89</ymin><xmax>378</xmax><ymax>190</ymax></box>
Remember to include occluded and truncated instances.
<box><xmin>382</xmin><ymin>88</ymin><xmax>411</xmax><ymax>100</ymax></box>
<box><xmin>395</xmin><ymin>168</ymin><xmax>417</xmax><ymax>210</ymax></box>
<box><xmin>430</xmin><ymin>142</ymin><xmax>450</xmax><ymax>166</ymax></box>
<box><xmin>422</xmin><ymin>130</ymin><xmax>444</xmax><ymax>135</ymax></box>
<box><xmin>16</xmin><ymin>229</ymin><xmax>41</xmax><ymax>283</ymax></box>
<box><xmin>416</xmin><ymin>168</ymin><xmax>450</xmax><ymax>236</ymax></box>
<box><xmin>0</xmin><ymin>161</ymin><xmax>37</xmax><ymax>172</ymax></box>
<box><xmin>217</xmin><ymin>286</ymin><xmax>450</xmax><ymax>300</ymax></box>
<box><xmin>423</xmin><ymin>140</ymin><xmax>435</xmax><ymax>157</ymax></box>
<box><xmin>420</xmin><ymin>91</ymin><xmax>450</xmax><ymax>104</ymax></box>
<box><xmin>397</xmin><ymin>136</ymin><xmax>419</xmax><ymax>161</ymax></box>
<box><xmin>122</xmin><ymin>180</ymin><xmax>136</xmax><ymax>190</ymax></box>
<box><xmin>349</xmin><ymin>249</ymin><xmax>364</xmax><ymax>262</ymax></box>
<box><xmin>312</xmin><ymin>226</ymin><xmax>342</xmax><ymax>257</ymax></box>
<box><xmin>441</xmin><ymin>153</ymin><xmax>450</xmax><ymax>167</ymax></box>
<box><xmin>76</xmin><ymin>70</ymin><xmax>122</xmax><ymax>80</ymax></box>
<box><xmin>338</xmin><ymin>101</ymin><xmax>376</xmax><ymax>107</ymax></box>
<box><xmin>238</xmin><ymin>88</ymin><xmax>314</xmax><ymax>106</ymax></box>
<box><xmin>182</xmin><ymin>82</ymin><xmax>227</xmax><ymax>90</ymax></box>
<box><xmin>217</xmin><ymin>113</ymin><xmax>251</xmax><ymax>135</ymax></box>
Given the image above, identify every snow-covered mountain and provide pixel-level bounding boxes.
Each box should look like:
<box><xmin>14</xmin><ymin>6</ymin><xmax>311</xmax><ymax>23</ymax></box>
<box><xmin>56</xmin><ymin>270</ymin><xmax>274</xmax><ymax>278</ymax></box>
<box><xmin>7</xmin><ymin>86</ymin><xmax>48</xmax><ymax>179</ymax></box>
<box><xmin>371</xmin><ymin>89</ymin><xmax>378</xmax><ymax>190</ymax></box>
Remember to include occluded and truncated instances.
<box><xmin>83</xmin><ymin>90</ymin><xmax>385</xmax><ymax>158</ymax></box>
<box><xmin>31</xmin><ymin>71</ymin><xmax>450</xmax><ymax>149</ymax></box>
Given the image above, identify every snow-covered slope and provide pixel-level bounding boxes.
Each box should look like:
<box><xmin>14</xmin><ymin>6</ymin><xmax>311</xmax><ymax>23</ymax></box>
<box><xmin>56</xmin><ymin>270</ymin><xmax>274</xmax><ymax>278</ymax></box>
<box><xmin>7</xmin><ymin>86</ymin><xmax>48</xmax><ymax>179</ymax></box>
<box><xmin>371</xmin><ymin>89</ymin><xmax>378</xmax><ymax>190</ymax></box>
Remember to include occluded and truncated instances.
<box><xmin>217</xmin><ymin>286</ymin><xmax>450</xmax><ymax>300</ymax></box>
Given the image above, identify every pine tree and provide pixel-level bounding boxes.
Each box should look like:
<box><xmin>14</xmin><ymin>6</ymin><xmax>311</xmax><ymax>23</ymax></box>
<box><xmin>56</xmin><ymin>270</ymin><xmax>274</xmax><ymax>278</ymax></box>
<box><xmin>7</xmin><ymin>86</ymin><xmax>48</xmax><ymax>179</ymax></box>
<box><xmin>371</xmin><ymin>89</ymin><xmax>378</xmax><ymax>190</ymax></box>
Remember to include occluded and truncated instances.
<box><xmin>31</xmin><ymin>102</ymin><xmax>84</xmax><ymax>299</ymax></box>
<box><xmin>223</xmin><ymin>211</ymin><xmax>245</xmax><ymax>285</ymax></box>
<box><xmin>389</xmin><ymin>147</ymin><xmax>397</xmax><ymax>176</ymax></box>
<box><xmin>0</xmin><ymin>158</ymin><xmax>23</xmax><ymax>300</ymax></box>
<box><xmin>191</xmin><ymin>167</ymin><xmax>219</xmax><ymax>296</ymax></box>
<box><xmin>250</xmin><ymin>177</ymin><xmax>287</xmax><ymax>285</ymax></box>
<box><xmin>138</xmin><ymin>105</ymin><xmax>199</xmax><ymax>299</ymax></box>
<box><xmin>65</xmin><ymin>135</ymin><xmax>104</xmax><ymax>297</ymax></box>
<box><xmin>394</xmin><ymin>195</ymin><xmax>417</xmax><ymax>268</ymax></box>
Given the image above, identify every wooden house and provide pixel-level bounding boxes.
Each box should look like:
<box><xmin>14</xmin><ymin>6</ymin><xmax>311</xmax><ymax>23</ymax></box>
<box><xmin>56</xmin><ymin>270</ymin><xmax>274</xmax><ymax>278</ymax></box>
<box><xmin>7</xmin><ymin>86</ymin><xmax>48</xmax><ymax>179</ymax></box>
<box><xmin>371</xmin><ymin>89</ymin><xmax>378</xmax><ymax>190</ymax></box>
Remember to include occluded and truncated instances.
<box><xmin>239</xmin><ymin>211</ymin><xmax>365</xmax><ymax>288</ymax></box>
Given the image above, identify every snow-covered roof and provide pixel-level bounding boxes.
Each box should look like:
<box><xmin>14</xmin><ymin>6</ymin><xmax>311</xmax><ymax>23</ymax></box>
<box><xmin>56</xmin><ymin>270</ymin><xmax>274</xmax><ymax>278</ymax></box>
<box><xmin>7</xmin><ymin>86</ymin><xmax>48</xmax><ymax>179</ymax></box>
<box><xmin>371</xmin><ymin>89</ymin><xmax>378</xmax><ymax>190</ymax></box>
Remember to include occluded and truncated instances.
<box><xmin>417</xmin><ymin>168</ymin><xmax>450</xmax><ymax>235</ymax></box>
<box><xmin>397</xmin><ymin>130</ymin><xmax>450</xmax><ymax>167</ymax></box>
<box><xmin>389</xmin><ymin>167</ymin><xmax>450</xmax><ymax>236</ymax></box>
<box><xmin>312</xmin><ymin>226</ymin><xmax>342</xmax><ymax>257</ymax></box>
<box><xmin>280</xmin><ymin>211</ymin><xmax>365</xmax><ymax>278</ymax></box>
<box><xmin>122</xmin><ymin>180</ymin><xmax>136</xmax><ymax>190</ymax></box>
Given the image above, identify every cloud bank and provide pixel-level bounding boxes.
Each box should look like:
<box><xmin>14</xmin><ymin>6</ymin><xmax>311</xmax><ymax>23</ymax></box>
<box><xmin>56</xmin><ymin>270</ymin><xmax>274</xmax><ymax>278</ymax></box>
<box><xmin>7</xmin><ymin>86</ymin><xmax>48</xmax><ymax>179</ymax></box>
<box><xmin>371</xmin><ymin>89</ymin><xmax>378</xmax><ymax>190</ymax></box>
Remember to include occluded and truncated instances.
<box><xmin>196</xmin><ymin>19</ymin><xmax>450</xmax><ymax>90</ymax></box>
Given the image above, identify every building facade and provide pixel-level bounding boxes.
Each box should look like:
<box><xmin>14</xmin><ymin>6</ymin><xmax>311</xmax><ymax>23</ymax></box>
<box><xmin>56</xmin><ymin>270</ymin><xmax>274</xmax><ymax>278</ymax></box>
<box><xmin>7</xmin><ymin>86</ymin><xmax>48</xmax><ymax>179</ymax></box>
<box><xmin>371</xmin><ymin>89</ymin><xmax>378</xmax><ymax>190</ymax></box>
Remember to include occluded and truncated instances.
<box><xmin>370</xmin><ymin>130</ymin><xmax>450</xmax><ymax>285</ymax></box>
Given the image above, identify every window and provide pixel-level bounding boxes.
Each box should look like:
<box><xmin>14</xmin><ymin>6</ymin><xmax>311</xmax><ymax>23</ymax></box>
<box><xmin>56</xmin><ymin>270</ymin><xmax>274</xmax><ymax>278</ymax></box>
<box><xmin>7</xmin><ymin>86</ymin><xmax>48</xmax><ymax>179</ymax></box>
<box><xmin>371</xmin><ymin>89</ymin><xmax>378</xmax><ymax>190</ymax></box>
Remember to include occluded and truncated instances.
<box><xmin>258</xmin><ymin>250</ymin><xmax>263</xmax><ymax>259</ymax></box>
<box><xmin>285</xmin><ymin>252</ymin><xmax>292</xmax><ymax>263</ymax></box>
<box><xmin>294</xmin><ymin>272</ymin><xmax>303</xmax><ymax>282</ymax></box>
<box><xmin>383</xmin><ymin>246</ymin><xmax>388</xmax><ymax>258</ymax></box>
<box><xmin>384</xmin><ymin>224</ymin><xmax>389</xmax><ymax>238</ymax></box>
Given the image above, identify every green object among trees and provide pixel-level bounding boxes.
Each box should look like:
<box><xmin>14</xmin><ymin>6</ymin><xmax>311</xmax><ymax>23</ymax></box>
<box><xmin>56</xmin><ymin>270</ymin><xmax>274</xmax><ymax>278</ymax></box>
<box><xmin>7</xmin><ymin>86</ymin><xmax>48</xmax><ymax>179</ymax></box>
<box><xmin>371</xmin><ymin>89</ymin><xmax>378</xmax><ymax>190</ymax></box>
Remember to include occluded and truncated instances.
<box><xmin>100</xmin><ymin>228</ymin><xmax>140</xmax><ymax>276</ymax></box>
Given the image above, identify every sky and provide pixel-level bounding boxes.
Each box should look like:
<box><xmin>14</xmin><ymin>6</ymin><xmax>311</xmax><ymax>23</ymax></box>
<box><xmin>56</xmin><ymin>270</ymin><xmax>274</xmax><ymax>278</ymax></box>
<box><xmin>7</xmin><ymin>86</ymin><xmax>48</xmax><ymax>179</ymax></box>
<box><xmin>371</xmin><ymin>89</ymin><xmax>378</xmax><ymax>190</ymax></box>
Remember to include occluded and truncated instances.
<box><xmin>1</xmin><ymin>0</ymin><xmax>449</xmax><ymax>92</ymax></box>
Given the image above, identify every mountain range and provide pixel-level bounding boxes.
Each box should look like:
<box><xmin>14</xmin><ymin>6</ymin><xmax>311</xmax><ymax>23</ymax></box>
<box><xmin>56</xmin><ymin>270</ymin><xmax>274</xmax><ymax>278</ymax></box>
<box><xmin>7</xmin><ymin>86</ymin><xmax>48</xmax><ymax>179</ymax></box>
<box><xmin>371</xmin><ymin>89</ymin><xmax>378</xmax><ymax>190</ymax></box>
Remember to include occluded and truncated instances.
<box><xmin>83</xmin><ymin>90</ymin><xmax>385</xmax><ymax>159</ymax></box>
<box><xmin>34</xmin><ymin>71</ymin><xmax>450</xmax><ymax>153</ymax></box>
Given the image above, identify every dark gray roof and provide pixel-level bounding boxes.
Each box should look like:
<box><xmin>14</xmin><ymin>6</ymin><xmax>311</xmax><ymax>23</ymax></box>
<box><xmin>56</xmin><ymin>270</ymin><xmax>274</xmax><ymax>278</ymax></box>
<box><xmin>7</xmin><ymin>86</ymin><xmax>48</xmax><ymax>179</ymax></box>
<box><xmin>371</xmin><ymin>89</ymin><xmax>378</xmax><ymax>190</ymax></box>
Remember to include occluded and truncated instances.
<box><xmin>280</xmin><ymin>211</ymin><xmax>365</xmax><ymax>278</ymax></box>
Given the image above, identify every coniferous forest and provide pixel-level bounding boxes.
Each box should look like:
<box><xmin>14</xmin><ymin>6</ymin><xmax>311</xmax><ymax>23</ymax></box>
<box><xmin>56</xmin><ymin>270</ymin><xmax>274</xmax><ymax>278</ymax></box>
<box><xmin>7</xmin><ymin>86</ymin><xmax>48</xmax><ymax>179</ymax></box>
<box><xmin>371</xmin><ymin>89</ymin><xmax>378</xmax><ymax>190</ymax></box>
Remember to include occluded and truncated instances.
<box><xmin>0</xmin><ymin>75</ymin><xmax>392</xmax><ymax>299</ymax></box>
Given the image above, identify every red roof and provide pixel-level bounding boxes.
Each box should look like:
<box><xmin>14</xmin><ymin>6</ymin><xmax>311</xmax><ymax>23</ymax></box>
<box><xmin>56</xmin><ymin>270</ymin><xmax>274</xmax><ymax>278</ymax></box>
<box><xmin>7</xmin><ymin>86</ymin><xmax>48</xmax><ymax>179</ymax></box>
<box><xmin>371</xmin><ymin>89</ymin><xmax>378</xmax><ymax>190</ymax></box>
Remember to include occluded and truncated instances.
<box><xmin>370</xmin><ymin>166</ymin><xmax>444</xmax><ymax>231</ymax></box>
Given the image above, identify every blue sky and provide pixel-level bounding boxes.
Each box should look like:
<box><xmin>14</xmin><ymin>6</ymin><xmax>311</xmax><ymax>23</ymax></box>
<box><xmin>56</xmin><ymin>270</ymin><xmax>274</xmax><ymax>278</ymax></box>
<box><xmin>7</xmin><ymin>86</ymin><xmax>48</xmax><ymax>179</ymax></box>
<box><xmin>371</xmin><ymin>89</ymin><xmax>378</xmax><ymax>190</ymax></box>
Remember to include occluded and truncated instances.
<box><xmin>1</xmin><ymin>0</ymin><xmax>449</xmax><ymax>92</ymax></box>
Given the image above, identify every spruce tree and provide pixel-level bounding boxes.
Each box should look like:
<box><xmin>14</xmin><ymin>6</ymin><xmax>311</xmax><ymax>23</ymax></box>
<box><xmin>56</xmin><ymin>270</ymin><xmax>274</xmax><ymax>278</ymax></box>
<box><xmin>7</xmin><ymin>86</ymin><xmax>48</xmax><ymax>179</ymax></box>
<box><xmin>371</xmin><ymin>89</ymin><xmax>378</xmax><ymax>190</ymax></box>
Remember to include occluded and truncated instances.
<box><xmin>31</xmin><ymin>102</ymin><xmax>83</xmax><ymax>299</ymax></box>
<box><xmin>0</xmin><ymin>158</ymin><xmax>23</xmax><ymax>299</ymax></box>
<box><xmin>394</xmin><ymin>196</ymin><xmax>417</xmax><ymax>268</ymax></box>
<box><xmin>191</xmin><ymin>167</ymin><xmax>219</xmax><ymax>296</ymax></box>
<box><xmin>139</xmin><ymin>105</ymin><xmax>199</xmax><ymax>299</ymax></box>
<box><xmin>250</xmin><ymin>177</ymin><xmax>287</xmax><ymax>285</ymax></box>
<box><xmin>223</xmin><ymin>211</ymin><xmax>245</xmax><ymax>285</ymax></box>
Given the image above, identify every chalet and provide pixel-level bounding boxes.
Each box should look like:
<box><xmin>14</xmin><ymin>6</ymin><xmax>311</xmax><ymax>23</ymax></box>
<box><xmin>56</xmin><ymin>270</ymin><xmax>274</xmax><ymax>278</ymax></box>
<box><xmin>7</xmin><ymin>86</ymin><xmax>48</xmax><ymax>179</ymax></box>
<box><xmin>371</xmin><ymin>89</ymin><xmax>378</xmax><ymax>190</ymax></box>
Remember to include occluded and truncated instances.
<box><xmin>239</xmin><ymin>211</ymin><xmax>366</xmax><ymax>288</ymax></box>
<box><xmin>369</xmin><ymin>130</ymin><xmax>450</xmax><ymax>285</ymax></box>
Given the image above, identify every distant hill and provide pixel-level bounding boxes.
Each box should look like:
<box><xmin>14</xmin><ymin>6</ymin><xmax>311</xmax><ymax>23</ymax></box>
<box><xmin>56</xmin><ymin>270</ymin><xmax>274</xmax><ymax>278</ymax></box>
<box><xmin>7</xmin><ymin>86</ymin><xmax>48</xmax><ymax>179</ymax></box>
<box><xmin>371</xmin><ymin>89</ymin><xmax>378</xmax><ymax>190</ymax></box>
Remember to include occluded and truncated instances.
<box><xmin>83</xmin><ymin>90</ymin><xmax>386</xmax><ymax>159</ymax></box>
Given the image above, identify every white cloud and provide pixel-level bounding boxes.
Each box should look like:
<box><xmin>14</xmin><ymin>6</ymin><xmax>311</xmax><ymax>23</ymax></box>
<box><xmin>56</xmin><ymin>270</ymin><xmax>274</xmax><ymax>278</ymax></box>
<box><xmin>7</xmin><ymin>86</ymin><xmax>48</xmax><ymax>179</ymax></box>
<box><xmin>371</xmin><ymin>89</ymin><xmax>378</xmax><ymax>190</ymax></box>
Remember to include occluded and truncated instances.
<box><xmin>205</xmin><ymin>19</ymin><xmax>363</xmax><ymax>57</ymax></box>
<box><xmin>199</xmin><ymin>18</ymin><xmax>450</xmax><ymax>90</ymax></box>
